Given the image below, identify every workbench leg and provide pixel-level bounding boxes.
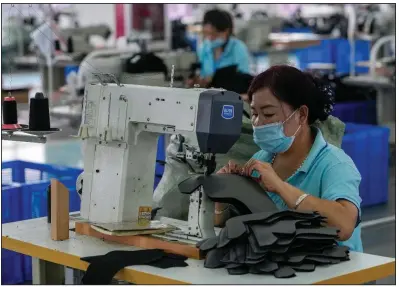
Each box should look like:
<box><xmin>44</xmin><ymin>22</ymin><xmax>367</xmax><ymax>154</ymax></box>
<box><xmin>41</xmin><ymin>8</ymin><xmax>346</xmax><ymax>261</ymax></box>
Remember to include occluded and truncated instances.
<box><xmin>32</xmin><ymin>257</ymin><xmax>65</xmax><ymax>284</ymax></box>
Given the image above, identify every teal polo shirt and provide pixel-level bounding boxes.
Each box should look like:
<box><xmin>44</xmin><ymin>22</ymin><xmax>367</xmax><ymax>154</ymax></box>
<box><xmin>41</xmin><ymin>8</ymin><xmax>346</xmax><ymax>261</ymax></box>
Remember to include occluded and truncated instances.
<box><xmin>252</xmin><ymin>128</ymin><xmax>363</xmax><ymax>252</ymax></box>
<box><xmin>197</xmin><ymin>37</ymin><xmax>251</xmax><ymax>78</ymax></box>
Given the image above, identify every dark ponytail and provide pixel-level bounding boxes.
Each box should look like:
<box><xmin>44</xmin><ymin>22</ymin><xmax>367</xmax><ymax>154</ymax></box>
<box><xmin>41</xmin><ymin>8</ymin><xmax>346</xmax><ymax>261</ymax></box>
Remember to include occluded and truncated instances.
<box><xmin>248</xmin><ymin>65</ymin><xmax>335</xmax><ymax>124</ymax></box>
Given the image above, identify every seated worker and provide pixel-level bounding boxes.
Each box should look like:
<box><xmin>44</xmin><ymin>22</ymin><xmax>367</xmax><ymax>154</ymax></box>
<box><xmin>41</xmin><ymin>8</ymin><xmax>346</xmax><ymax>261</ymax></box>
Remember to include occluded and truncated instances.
<box><xmin>188</xmin><ymin>9</ymin><xmax>251</xmax><ymax>88</ymax></box>
<box><xmin>215</xmin><ymin>65</ymin><xmax>363</xmax><ymax>252</ymax></box>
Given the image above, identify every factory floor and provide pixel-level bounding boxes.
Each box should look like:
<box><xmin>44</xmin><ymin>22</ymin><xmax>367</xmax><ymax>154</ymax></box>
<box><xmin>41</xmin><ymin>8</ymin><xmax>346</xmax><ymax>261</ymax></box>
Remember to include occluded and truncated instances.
<box><xmin>2</xmin><ymin>105</ymin><xmax>396</xmax><ymax>284</ymax></box>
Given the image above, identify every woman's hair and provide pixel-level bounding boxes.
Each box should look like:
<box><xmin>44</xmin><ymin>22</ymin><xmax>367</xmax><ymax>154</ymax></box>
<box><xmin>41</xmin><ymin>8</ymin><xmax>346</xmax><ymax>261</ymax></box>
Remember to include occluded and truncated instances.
<box><xmin>248</xmin><ymin>65</ymin><xmax>335</xmax><ymax>124</ymax></box>
<box><xmin>203</xmin><ymin>9</ymin><xmax>234</xmax><ymax>35</ymax></box>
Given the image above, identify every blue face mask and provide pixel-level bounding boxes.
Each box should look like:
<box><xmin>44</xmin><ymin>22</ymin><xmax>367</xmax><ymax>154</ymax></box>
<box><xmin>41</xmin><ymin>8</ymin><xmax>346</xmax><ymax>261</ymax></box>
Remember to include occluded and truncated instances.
<box><xmin>253</xmin><ymin>110</ymin><xmax>301</xmax><ymax>154</ymax></box>
<box><xmin>204</xmin><ymin>38</ymin><xmax>225</xmax><ymax>49</ymax></box>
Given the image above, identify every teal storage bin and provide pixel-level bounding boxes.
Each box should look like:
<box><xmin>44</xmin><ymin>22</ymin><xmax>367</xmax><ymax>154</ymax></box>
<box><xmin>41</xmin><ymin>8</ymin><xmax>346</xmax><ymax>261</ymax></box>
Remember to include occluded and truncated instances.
<box><xmin>342</xmin><ymin>124</ymin><xmax>390</xmax><ymax>207</ymax></box>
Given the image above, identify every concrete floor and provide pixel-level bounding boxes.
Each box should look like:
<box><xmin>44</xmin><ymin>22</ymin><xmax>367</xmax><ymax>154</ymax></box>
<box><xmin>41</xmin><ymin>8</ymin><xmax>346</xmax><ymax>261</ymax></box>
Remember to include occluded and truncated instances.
<box><xmin>2</xmin><ymin>105</ymin><xmax>396</xmax><ymax>284</ymax></box>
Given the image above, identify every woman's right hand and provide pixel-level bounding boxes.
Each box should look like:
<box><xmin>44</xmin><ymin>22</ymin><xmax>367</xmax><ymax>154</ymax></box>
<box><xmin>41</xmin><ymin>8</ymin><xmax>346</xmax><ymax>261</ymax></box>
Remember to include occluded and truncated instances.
<box><xmin>217</xmin><ymin>160</ymin><xmax>241</xmax><ymax>174</ymax></box>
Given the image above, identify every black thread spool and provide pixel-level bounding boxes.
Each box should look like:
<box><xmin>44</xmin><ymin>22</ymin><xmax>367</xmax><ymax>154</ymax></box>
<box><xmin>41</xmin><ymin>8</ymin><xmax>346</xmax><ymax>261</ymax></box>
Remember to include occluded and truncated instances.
<box><xmin>29</xmin><ymin>92</ymin><xmax>51</xmax><ymax>131</ymax></box>
<box><xmin>2</xmin><ymin>96</ymin><xmax>18</xmax><ymax>124</ymax></box>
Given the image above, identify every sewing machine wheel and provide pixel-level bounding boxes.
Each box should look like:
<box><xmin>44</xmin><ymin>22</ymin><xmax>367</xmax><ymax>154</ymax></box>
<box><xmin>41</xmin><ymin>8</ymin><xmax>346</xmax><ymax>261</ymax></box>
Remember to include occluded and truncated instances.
<box><xmin>76</xmin><ymin>172</ymin><xmax>84</xmax><ymax>199</ymax></box>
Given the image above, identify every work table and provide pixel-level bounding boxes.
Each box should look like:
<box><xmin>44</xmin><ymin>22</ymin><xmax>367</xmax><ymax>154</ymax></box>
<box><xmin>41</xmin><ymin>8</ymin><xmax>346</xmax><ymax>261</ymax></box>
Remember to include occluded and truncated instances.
<box><xmin>2</xmin><ymin>217</ymin><xmax>395</xmax><ymax>284</ymax></box>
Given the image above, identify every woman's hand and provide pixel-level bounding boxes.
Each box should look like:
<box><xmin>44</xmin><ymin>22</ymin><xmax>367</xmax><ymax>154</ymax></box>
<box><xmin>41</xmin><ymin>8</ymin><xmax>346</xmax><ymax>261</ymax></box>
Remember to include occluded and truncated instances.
<box><xmin>217</xmin><ymin>160</ymin><xmax>241</xmax><ymax>175</ymax></box>
<box><xmin>241</xmin><ymin>159</ymin><xmax>284</xmax><ymax>193</ymax></box>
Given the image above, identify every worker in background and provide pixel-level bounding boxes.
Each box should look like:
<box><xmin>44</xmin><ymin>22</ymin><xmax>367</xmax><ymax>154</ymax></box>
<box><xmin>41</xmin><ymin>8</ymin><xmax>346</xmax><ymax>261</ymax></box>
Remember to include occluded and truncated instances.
<box><xmin>215</xmin><ymin>65</ymin><xmax>363</xmax><ymax>252</ymax></box>
<box><xmin>187</xmin><ymin>9</ymin><xmax>251</xmax><ymax>88</ymax></box>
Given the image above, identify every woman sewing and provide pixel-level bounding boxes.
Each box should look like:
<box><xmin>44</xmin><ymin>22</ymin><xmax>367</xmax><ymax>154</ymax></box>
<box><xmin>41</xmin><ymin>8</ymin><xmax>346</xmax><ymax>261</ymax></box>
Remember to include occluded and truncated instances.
<box><xmin>215</xmin><ymin>65</ymin><xmax>362</xmax><ymax>252</ymax></box>
<box><xmin>188</xmin><ymin>9</ymin><xmax>251</xmax><ymax>88</ymax></box>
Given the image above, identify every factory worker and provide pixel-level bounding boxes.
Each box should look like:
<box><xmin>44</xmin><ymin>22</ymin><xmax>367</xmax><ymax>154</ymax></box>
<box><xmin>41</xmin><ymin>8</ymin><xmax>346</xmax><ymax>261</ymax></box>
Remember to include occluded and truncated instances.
<box><xmin>215</xmin><ymin>65</ymin><xmax>363</xmax><ymax>252</ymax></box>
<box><xmin>188</xmin><ymin>9</ymin><xmax>251</xmax><ymax>88</ymax></box>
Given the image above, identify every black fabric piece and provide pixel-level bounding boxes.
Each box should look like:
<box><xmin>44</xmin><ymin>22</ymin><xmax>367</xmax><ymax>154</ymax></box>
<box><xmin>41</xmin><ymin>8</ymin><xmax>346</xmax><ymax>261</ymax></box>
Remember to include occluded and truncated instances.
<box><xmin>249</xmin><ymin>265</ymin><xmax>264</xmax><ymax>274</ymax></box>
<box><xmin>225</xmin><ymin>263</ymin><xmax>243</xmax><ymax>269</ymax></box>
<box><xmin>217</xmin><ymin>227</ymin><xmax>231</xmax><ymax>248</ymax></box>
<box><xmin>149</xmin><ymin>257</ymin><xmax>188</xmax><ymax>269</ymax></box>
<box><xmin>201</xmin><ymin>210</ymin><xmax>349</xmax><ymax>279</ymax></box>
<box><xmin>81</xmin><ymin>250</ymin><xmax>188</xmax><ymax>284</ymax></box>
<box><xmin>209</xmin><ymin>65</ymin><xmax>254</xmax><ymax>95</ymax></box>
<box><xmin>227</xmin><ymin>265</ymin><xmax>249</xmax><ymax>275</ymax></box>
<box><xmin>291</xmin><ymin>263</ymin><xmax>316</xmax><ymax>272</ymax></box>
<box><xmin>225</xmin><ymin>210</ymin><xmax>322</xmax><ymax>240</ymax></box>
<box><xmin>305</xmin><ymin>256</ymin><xmax>333</xmax><ymax>265</ymax></box>
<box><xmin>255</xmin><ymin>260</ymin><xmax>279</xmax><ymax>273</ymax></box>
<box><xmin>234</xmin><ymin>242</ymin><xmax>247</xmax><ymax>264</ymax></box>
<box><xmin>244</xmin><ymin>257</ymin><xmax>265</xmax><ymax>265</ymax></box>
<box><xmin>81</xmin><ymin>249</ymin><xmax>165</xmax><ymax>284</ymax></box>
<box><xmin>179</xmin><ymin>174</ymin><xmax>277</xmax><ymax>216</ymax></box>
<box><xmin>287</xmin><ymin>255</ymin><xmax>306</xmax><ymax>264</ymax></box>
<box><xmin>204</xmin><ymin>248</ymin><xmax>227</xmax><ymax>269</ymax></box>
<box><xmin>274</xmin><ymin>266</ymin><xmax>296</xmax><ymax>278</ymax></box>
<box><xmin>246</xmin><ymin>243</ymin><xmax>265</xmax><ymax>261</ymax></box>
<box><xmin>179</xmin><ymin>175</ymin><xmax>204</xmax><ymax>195</ymax></box>
<box><xmin>198</xmin><ymin>236</ymin><xmax>218</xmax><ymax>251</ymax></box>
<box><xmin>124</xmin><ymin>52</ymin><xmax>168</xmax><ymax>78</ymax></box>
<box><xmin>249</xmin><ymin>224</ymin><xmax>279</xmax><ymax>247</ymax></box>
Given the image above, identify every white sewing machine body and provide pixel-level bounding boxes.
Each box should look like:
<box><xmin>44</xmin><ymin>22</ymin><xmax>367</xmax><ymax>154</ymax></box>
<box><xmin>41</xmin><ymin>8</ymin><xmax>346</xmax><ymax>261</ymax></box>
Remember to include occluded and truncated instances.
<box><xmin>78</xmin><ymin>82</ymin><xmax>243</xmax><ymax>226</ymax></box>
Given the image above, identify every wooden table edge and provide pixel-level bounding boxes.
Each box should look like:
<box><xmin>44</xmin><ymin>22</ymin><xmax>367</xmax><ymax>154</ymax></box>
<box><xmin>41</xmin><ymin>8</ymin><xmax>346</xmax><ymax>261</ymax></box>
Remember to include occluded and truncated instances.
<box><xmin>3</xmin><ymin>235</ymin><xmax>395</xmax><ymax>285</ymax></box>
<box><xmin>2</xmin><ymin>236</ymin><xmax>189</xmax><ymax>285</ymax></box>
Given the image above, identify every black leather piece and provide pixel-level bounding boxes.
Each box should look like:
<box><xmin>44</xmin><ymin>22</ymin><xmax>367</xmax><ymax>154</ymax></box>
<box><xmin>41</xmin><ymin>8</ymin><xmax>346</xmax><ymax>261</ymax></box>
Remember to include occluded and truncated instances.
<box><xmin>274</xmin><ymin>266</ymin><xmax>296</xmax><ymax>278</ymax></box>
<box><xmin>247</xmin><ymin>232</ymin><xmax>269</xmax><ymax>254</ymax></box>
<box><xmin>291</xmin><ymin>263</ymin><xmax>316</xmax><ymax>272</ymax></box>
<box><xmin>234</xmin><ymin>242</ymin><xmax>247</xmax><ymax>264</ymax></box>
<box><xmin>249</xmin><ymin>265</ymin><xmax>264</xmax><ymax>274</ymax></box>
<box><xmin>201</xmin><ymin>174</ymin><xmax>278</xmax><ymax>215</ymax></box>
<box><xmin>149</xmin><ymin>257</ymin><xmax>189</xmax><ymax>269</ymax></box>
<box><xmin>305</xmin><ymin>256</ymin><xmax>333</xmax><ymax>264</ymax></box>
<box><xmin>248</xmin><ymin>224</ymin><xmax>279</xmax><ymax>247</ymax></box>
<box><xmin>246</xmin><ymin>244</ymin><xmax>265</xmax><ymax>261</ymax></box>
<box><xmin>198</xmin><ymin>236</ymin><xmax>218</xmax><ymax>251</ymax></box>
<box><xmin>255</xmin><ymin>260</ymin><xmax>279</xmax><ymax>273</ymax></box>
<box><xmin>225</xmin><ymin>263</ymin><xmax>243</xmax><ymax>269</ymax></box>
<box><xmin>195</xmin><ymin>238</ymin><xmax>208</xmax><ymax>248</ymax></box>
<box><xmin>322</xmin><ymin>246</ymin><xmax>349</xmax><ymax>258</ymax></box>
<box><xmin>225</xmin><ymin>211</ymin><xmax>323</xmax><ymax>240</ymax></box>
<box><xmin>287</xmin><ymin>255</ymin><xmax>307</xmax><ymax>264</ymax></box>
<box><xmin>227</xmin><ymin>265</ymin><xmax>249</xmax><ymax>275</ymax></box>
<box><xmin>179</xmin><ymin>174</ymin><xmax>278</xmax><ymax>216</ymax></box>
<box><xmin>217</xmin><ymin>227</ymin><xmax>231</xmax><ymax>248</ymax></box>
<box><xmin>179</xmin><ymin>175</ymin><xmax>204</xmax><ymax>195</ymax></box>
<box><xmin>202</xmin><ymin>210</ymin><xmax>349</xmax><ymax>279</ymax></box>
<box><xmin>204</xmin><ymin>248</ymin><xmax>227</xmax><ymax>269</ymax></box>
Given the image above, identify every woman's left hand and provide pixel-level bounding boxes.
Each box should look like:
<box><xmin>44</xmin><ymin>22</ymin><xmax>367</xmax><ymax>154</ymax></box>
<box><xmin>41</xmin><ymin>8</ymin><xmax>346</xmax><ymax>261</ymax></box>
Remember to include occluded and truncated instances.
<box><xmin>241</xmin><ymin>159</ymin><xmax>284</xmax><ymax>193</ymax></box>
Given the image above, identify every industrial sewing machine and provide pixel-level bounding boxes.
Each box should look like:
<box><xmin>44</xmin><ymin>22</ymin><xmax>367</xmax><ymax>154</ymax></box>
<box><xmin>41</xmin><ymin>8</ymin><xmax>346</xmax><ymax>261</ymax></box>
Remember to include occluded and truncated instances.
<box><xmin>76</xmin><ymin>78</ymin><xmax>243</xmax><ymax>241</ymax></box>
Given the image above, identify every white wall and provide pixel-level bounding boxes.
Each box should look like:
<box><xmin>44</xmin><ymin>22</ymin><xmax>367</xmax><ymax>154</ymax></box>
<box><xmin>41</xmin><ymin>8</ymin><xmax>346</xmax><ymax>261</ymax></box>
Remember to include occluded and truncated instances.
<box><xmin>73</xmin><ymin>4</ymin><xmax>116</xmax><ymax>40</ymax></box>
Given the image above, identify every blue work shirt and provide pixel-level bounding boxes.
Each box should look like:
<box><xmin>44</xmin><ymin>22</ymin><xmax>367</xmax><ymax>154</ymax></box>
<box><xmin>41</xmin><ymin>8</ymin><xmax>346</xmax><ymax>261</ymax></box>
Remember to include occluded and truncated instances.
<box><xmin>252</xmin><ymin>128</ymin><xmax>363</xmax><ymax>252</ymax></box>
<box><xmin>197</xmin><ymin>37</ymin><xmax>251</xmax><ymax>78</ymax></box>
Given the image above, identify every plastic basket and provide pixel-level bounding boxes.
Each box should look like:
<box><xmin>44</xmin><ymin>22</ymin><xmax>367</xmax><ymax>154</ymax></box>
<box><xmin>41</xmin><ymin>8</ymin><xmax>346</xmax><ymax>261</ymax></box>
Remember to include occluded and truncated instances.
<box><xmin>342</xmin><ymin>123</ymin><xmax>390</xmax><ymax>207</ymax></box>
<box><xmin>296</xmin><ymin>39</ymin><xmax>335</xmax><ymax>70</ymax></box>
<box><xmin>2</xmin><ymin>160</ymin><xmax>82</xmax><ymax>284</ymax></box>
<box><xmin>332</xmin><ymin>100</ymin><xmax>377</xmax><ymax>125</ymax></box>
<box><xmin>334</xmin><ymin>39</ymin><xmax>371</xmax><ymax>75</ymax></box>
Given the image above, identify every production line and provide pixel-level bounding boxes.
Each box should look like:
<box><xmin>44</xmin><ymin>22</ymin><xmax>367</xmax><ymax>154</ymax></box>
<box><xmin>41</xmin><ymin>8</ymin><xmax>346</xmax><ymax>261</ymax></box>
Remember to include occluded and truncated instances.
<box><xmin>1</xmin><ymin>3</ymin><xmax>396</xmax><ymax>285</ymax></box>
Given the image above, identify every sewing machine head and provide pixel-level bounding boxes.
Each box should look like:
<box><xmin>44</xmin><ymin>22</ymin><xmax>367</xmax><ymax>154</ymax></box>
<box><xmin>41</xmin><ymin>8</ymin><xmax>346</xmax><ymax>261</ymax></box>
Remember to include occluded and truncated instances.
<box><xmin>78</xmin><ymin>82</ymin><xmax>243</xmax><ymax>224</ymax></box>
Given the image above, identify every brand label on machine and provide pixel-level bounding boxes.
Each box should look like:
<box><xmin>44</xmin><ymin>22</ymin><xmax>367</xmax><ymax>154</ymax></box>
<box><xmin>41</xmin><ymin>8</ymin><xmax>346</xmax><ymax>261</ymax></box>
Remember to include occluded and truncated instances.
<box><xmin>221</xmin><ymin>105</ymin><xmax>234</xmax><ymax>120</ymax></box>
<box><xmin>138</xmin><ymin>206</ymin><xmax>152</xmax><ymax>226</ymax></box>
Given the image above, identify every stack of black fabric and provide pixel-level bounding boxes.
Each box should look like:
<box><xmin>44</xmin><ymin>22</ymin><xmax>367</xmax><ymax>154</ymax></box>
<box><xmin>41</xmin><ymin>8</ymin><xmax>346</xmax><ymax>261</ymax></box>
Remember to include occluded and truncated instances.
<box><xmin>197</xmin><ymin>210</ymin><xmax>349</xmax><ymax>278</ymax></box>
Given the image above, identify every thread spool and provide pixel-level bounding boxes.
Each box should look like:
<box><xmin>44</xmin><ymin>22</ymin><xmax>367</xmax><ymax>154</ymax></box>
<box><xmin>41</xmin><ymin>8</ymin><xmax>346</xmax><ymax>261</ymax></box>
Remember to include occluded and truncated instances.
<box><xmin>29</xmin><ymin>92</ymin><xmax>51</xmax><ymax>131</ymax></box>
<box><xmin>3</xmin><ymin>96</ymin><xmax>18</xmax><ymax>124</ymax></box>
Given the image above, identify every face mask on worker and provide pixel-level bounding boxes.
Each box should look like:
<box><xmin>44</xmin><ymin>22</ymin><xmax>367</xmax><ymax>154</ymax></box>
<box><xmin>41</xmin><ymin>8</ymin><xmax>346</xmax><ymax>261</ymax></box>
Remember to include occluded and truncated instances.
<box><xmin>253</xmin><ymin>110</ymin><xmax>301</xmax><ymax>154</ymax></box>
<box><xmin>204</xmin><ymin>38</ymin><xmax>225</xmax><ymax>49</ymax></box>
